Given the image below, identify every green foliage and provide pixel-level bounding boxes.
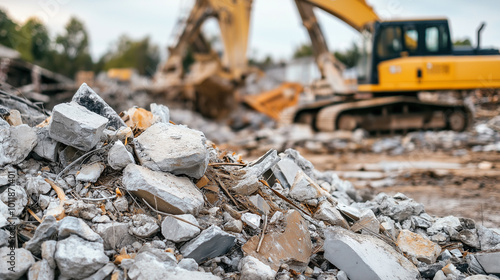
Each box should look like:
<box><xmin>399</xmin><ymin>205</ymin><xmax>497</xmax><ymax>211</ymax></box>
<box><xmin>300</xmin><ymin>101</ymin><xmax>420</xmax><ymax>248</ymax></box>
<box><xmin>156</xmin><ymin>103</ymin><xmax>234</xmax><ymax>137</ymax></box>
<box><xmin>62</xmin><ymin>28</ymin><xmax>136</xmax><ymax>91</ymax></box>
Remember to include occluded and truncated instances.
<box><xmin>293</xmin><ymin>43</ymin><xmax>313</xmax><ymax>58</ymax></box>
<box><xmin>453</xmin><ymin>38</ymin><xmax>472</xmax><ymax>46</ymax></box>
<box><xmin>0</xmin><ymin>9</ymin><xmax>18</xmax><ymax>49</ymax></box>
<box><xmin>334</xmin><ymin>42</ymin><xmax>360</xmax><ymax>68</ymax></box>
<box><xmin>17</xmin><ymin>18</ymin><xmax>50</xmax><ymax>63</ymax></box>
<box><xmin>99</xmin><ymin>35</ymin><xmax>160</xmax><ymax>77</ymax></box>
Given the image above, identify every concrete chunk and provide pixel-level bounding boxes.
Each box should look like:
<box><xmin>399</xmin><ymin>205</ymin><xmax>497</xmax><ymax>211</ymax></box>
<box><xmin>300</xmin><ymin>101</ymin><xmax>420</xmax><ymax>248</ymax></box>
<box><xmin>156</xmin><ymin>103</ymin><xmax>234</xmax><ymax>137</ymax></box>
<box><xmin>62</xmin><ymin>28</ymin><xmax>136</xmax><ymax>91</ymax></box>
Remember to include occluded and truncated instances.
<box><xmin>376</xmin><ymin>193</ymin><xmax>424</xmax><ymax>222</ymax></box>
<box><xmin>233</xmin><ymin>149</ymin><xmax>279</xmax><ymax>195</ymax></box>
<box><xmin>54</xmin><ymin>235</ymin><xmax>108</xmax><ymax>279</ymax></box>
<box><xmin>324</xmin><ymin>226</ymin><xmax>419</xmax><ymax>280</ymax></box>
<box><xmin>474</xmin><ymin>251</ymin><xmax>500</xmax><ymax>275</ymax></box>
<box><xmin>1</xmin><ymin>185</ymin><xmax>27</xmax><ymax>216</ymax></box>
<box><xmin>107</xmin><ymin>140</ymin><xmax>134</xmax><ymax>170</ymax></box>
<box><xmin>242</xmin><ymin>210</ymin><xmax>312</xmax><ymax>272</ymax></box>
<box><xmin>0</xmin><ymin>247</ymin><xmax>35</xmax><ymax>280</ymax></box>
<box><xmin>238</xmin><ymin>256</ymin><xmax>276</xmax><ymax>280</ymax></box>
<box><xmin>122</xmin><ymin>164</ymin><xmax>204</xmax><ymax>215</ymax></box>
<box><xmin>76</xmin><ymin>162</ymin><xmax>105</xmax><ymax>183</ymax></box>
<box><xmin>25</xmin><ymin>216</ymin><xmax>58</xmax><ymax>256</ymax></box>
<box><xmin>49</xmin><ymin>102</ymin><xmax>108</xmax><ymax>151</ymax></box>
<box><xmin>151</xmin><ymin>103</ymin><xmax>170</xmax><ymax>124</ymax></box>
<box><xmin>180</xmin><ymin>225</ymin><xmax>236</xmax><ymax>263</ymax></box>
<box><xmin>477</xmin><ymin>225</ymin><xmax>500</xmax><ymax>250</ymax></box>
<box><xmin>0</xmin><ymin>124</ymin><xmax>37</xmax><ymax>166</ymax></box>
<box><xmin>242</xmin><ymin>213</ymin><xmax>261</xmax><ymax>230</ymax></box>
<box><xmin>27</xmin><ymin>259</ymin><xmax>55</xmax><ymax>280</ymax></box>
<box><xmin>58</xmin><ymin>216</ymin><xmax>103</xmax><ymax>242</ymax></box>
<box><xmin>314</xmin><ymin>201</ymin><xmax>349</xmax><ymax>229</ymax></box>
<box><xmin>396</xmin><ymin>229</ymin><xmax>441</xmax><ymax>264</ymax></box>
<box><xmin>72</xmin><ymin>83</ymin><xmax>126</xmax><ymax>130</ymax></box>
<box><xmin>129</xmin><ymin>214</ymin><xmax>160</xmax><ymax>238</ymax></box>
<box><xmin>161</xmin><ymin>214</ymin><xmax>200</xmax><ymax>242</ymax></box>
<box><xmin>289</xmin><ymin>170</ymin><xmax>322</xmax><ymax>201</ymax></box>
<box><xmin>33</xmin><ymin>126</ymin><xmax>60</xmax><ymax>162</ymax></box>
<box><xmin>94</xmin><ymin>222</ymin><xmax>136</xmax><ymax>250</ymax></box>
<box><xmin>41</xmin><ymin>240</ymin><xmax>57</xmax><ymax>269</ymax></box>
<box><xmin>134</xmin><ymin>123</ymin><xmax>208</xmax><ymax>179</ymax></box>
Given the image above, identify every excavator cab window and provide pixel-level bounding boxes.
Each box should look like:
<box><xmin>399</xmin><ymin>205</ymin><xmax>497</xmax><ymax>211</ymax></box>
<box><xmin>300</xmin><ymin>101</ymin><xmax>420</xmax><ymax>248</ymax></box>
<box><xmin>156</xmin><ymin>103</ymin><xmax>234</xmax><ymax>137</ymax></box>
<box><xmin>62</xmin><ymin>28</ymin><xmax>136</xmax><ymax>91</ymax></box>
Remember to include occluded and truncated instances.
<box><xmin>403</xmin><ymin>26</ymin><xmax>418</xmax><ymax>54</ymax></box>
<box><xmin>376</xmin><ymin>26</ymin><xmax>402</xmax><ymax>60</ymax></box>
<box><xmin>424</xmin><ymin>25</ymin><xmax>450</xmax><ymax>54</ymax></box>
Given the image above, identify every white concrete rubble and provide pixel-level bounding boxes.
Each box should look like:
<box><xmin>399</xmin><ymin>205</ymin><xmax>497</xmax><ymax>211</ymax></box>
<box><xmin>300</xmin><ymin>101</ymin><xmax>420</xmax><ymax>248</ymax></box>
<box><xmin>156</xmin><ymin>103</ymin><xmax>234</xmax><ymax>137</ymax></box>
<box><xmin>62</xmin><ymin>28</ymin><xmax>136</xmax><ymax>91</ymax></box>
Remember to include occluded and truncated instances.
<box><xmin>161</xmin><ymin>214</ymin><xmax>200</xmax><ymax>242</ymax></box>
<box><xmin>242</xmin><ymin>213</ymin><xmax>261</xmax><ymax>230</ymax></box>
<box><xmin>151</xmin><ymin>103</ymin><xmax>170</xmax><ymax>124</ymax></box>
<box><xmin>41</xmin><ymin>240</ymin><xmax>57</xmax><ymax>269</ymax></box>
<box><xmin>49</xmin><ymin>102</ymin><xmax>109</xmax><ymax>151</ymax></box>
<box><xmin>76</xmin><ymin>162</ymin><xmax>105</xmax><ymax>183</ymax></box>
<box><xmin>238</xmin><ymin>256</ymin><xmax>277</xmax><ymax>280</ymax></box>
<box><xmin>0</xmin><ymin>247</ymin><xmax>35</xmax><ymax>280</ymax></box>
<box><xmin>134</xmin><ymin>123</ymin><xmax>208</xmax><ymax>179</ymax></box>
<box><xmin>107</xmin><ymin>140</ymin><xmax>135</xmax><ymax>170</ymax></box>
<box><xmin>324</xmin><ymin>226</ymin><xmax>419</xmax><ymax>280</ymax></box>
<box><xmin>180</xmin><ymin>225</ymin><xmax>236</xmax><ymax>263</ymax></box>
<box><xmin>33</xmin><ymin>126</ymin><xmax>60</xmax><ymax>162</ymax></box>
<box><xmin>27</xmin><ymin>259</ymin><xmax>55</xmax><ymax>280</ymax></box>
<box><xmin>1</xmin><ymin>185</ymin><xmax>27</xmax><ymax>216</ymax></box>
<box><xmin>54</xmin><ymin>235</ymin><xmax>109</xmax><ymax>279</ymax></box>
<box><xmin>25</xmin><ymin>216</ymin><xmax>58</xmax><ymax>256</ymax></box>
<box><xmin>474</xmin><ymin>251</ymin><xmax>500</xmax><ymax>275</ymax></box>
<box><xmin>58</xmin><ymin>216</ymin><xmax>103</xmax><ymax>242</ymax></box>
<box><xmin>129</xmin><ymin>214</ymin><xmax>160</xmax><ymax>238</ymax></box>
<box><xmin>396</xmin><ymin>229</ymin><xmax>441</xmax><ymax>264</ymax></box>
<box><xmin>122</xmin><ymin>164</ymin><xmax>204</xmax><ymax>215</ymax></box>
<box><xmin>0</xmin><ymin>124</ymin><xmax>37</xmax><ymax>166</ymax></box>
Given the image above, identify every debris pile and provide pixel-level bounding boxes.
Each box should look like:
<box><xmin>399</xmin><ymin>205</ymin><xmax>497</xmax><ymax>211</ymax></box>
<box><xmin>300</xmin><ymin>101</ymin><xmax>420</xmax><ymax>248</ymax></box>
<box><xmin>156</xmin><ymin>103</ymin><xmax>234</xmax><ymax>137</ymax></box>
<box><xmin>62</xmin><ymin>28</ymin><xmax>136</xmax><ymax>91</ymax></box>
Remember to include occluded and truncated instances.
<box><xmin>0</xmin><ymin>83</ymin><xmax>499</xmax><ymax>280</ymax></box>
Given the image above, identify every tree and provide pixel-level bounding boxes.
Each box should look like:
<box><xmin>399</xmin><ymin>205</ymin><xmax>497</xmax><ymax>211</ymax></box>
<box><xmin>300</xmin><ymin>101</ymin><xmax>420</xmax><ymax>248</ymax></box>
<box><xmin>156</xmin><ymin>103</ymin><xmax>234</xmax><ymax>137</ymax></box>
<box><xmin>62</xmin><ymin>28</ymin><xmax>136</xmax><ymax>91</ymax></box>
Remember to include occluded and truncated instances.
<box><xmin>453</xmin><ymin>38</ymin><xmax>472</xmax><ymax>46</ymax></box>
<box><xmin>99</xmin><ymin>35</ymin><xmax>160</xmax><ymax>77</ymax></box>
<box><xmin>334</xmin><ymin>42</ymin><xmax>360</xmax><ymax>68</ymax></box>
<box><xmin>0</xmin><ymin>9</ymin><xmax>18</xmax><ymax>49</ymax></box>
<box><xmin>293</xmin><ymin>43</ymin><xmax>313</xmax><ymax>58</ymax></box>
<box><xmin>52</xmin><ymin>17</ymin><xmax>93</xmax><ymax>77</ymax></box>
<box><xmin>17</xmin><ymin>18</ymin><xmax>50</xmax><ymax>63</ymax></box>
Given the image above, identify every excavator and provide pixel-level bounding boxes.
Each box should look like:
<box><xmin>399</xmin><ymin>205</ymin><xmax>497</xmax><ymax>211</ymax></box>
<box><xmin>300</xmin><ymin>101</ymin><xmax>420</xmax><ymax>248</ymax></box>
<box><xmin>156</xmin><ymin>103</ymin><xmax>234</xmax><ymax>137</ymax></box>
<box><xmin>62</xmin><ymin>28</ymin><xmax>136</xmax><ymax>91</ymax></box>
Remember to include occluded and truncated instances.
<box><xmin>156</xmin><ymin>0</ymin><xmax>500</xmax><ymax>132</ymax></box>
<box><xmin>285</xmin><ymin>0</ymin><xmax>500</xmax><ymax>132</ymax></box>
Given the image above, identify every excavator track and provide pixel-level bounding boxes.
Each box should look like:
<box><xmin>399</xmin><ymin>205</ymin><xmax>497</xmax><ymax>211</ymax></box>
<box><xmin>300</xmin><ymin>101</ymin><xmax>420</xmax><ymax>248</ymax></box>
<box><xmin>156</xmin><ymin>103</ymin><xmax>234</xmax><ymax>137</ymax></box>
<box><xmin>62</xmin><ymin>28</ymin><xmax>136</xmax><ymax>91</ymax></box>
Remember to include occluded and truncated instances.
<box><xmin>313</xmin><ymin>96</ymin><xmax>472</xmax><ymax>133</ymax></box>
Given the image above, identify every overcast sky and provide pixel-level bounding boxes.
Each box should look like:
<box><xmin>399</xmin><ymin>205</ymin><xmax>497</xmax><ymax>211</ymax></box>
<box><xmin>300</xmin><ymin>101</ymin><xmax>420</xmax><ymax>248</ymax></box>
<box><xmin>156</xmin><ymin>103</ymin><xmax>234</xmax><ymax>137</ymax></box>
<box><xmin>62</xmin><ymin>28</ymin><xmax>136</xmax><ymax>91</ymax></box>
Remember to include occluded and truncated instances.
<box><xmin>1</xmin><ymin>0</ymin><xmax>499</xmax><ymax>61</ymax></box>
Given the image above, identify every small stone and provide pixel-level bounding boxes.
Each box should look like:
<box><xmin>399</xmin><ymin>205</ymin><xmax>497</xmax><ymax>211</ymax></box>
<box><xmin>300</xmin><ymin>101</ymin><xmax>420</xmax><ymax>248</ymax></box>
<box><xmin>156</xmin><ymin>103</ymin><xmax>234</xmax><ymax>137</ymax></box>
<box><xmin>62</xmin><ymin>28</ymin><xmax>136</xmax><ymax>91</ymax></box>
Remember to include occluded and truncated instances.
<box><xmin>72</xmin><ymin>83</ymin><xmax>126</xmax><ymax>130</ymax></box>
<box><xmin>180</xmin><ymin>225</ymin><xmax>236</xmax><ymax>263</ymax></box>
<box><xmin>107</xmin><ymin>140</ymin><xmax>135</xmax><ymax>170</ymax></box>
<box><xmin>161</xmin><ymin>214</ymin><xmax>200</xmax><ymax>242</ymax></box>
<box><xmin>177</xmin><ymin>258</ymin><xmax>198</xmax><ymax>271</ymax></box>
<box><xmin>113</xmin><ymin>196</ymin><xmax>129</xmax><ymax>212</ymax></box>
<box><xmin>26</xmin><ymin>176</ymin><xmax>52</xmax><ymax>195</ymax></box>
<box><xmin>242</xmin><ymin>210</ymin><xmax>312</xmax><ymax>272</ymax></box>
<box><xmin>27</xmin><ymin>259</ymin><xmax>55</xmax><ymax>280</ymax></box>
<box><xmin>474</xmin><ymin>251</ymin><xmax>500</xmax><ymax>275</ymax></box>
<box><xmin>433</xmin><ymin>270</ymin><xmax>446</xmax><ymax>280</ymax></box>
<box><xmin>54</xmin><ymin>235</ymin><xmax>108</xmax><ymax>279</ymax></box>
<box><xmin>375</xmin><ymin>193</ymin><xmax>424</xmax><ymax>222</ymax></box>
<box><xmin>82</xmin><ymin>262</ymin><xmax>116</xmax><ymax>280</ymax></box>
<box><xmin>233</xmin><ymin>149</ymin><xmax>280</xmax><ymax>195</ymax></box>
<box><xmin>238</xmin><ymin>256</ymin><xmax>276</xmax><ymax>280</ymax></box>
<box><xmin>242</xmin><ymin>213</ymin><xmax>261</xmax><ymax>230</ymax></box>
<box><xmin>289</xmin><ymin>170</ymin><xmax>322</xmax><ymax>202</ymax></box>
<box><xmin>336</xmin><ymin>270</ymin><xmax>348</xmax><ymax>280</ymax></box>
<box><xmin>41</xmin><ymin>240</ymin><xmax>57</xmax><ymax>269</ymax></box>
<box><xmin>427</xmin><ymin>216</ymin><xmax>461</xmax><ymax>235</ymax></box>
<box><xmin>94</xmin><ymin>222</ymin><xmax>136</xmax><ymax>250</ymax></box>
<box><xmin>49</xmin><ymin>102</ymin><xmax>109</xmax><ymax>151</ymax></box>
<box><xmin>313</xmin><ymin>201</ymin><xmax>349</xmax><ymax>229</ymax></box>
<box><xmin>477</xmin><ymin>225</ymin><xmax>500</xmax><ymax>250</ymax></box>
<box><xmin>150</xmin><ymin>103</ymin><xmax>170</xmax><ymax>124</ymax></box>
<box><xmin>397</xmin><ymin>229</ymin><xmax>441</xmax><ymax>264</ymax></box>
<box><xmin>129</xmin><ymin>214</ymin><xmax>160</xmax><ymax>238</ymax></box>
<box><xmin>39</xmin><ymin>195</ymin><xmax>51</xmax><ymax>210</ymax></box>
<box><xmin>1</xmin><ymin>185</ymin><xmax>27</xmax><ymax>216</ymax></box>
<box><xmin>324</xmin><ymin>226</ymin><xmax>419</xmax><ymax>280</ymax></box>
<box><xmin>0</xmin><ymin>124</ymin><xmax>37</xmax><ymax>166</ymax></box>
<box><xmin>134</xmin><ymin>123</ymin><xmax>208</xmax><ymax>179</ymax></box>
<box><xmin>0</xmin><ymin>247</ymin><xmax>35</xmax><ymax>280</ymax></box>
<box><xmin>76</xmin><ymin>162</ymin><xmax>105</xmax><ymax>183</ymax></box>
<box><xmin>58</xmin><ymin>216</ymin><xmax>103</xmax><ymax>242</ymax></box>
<box><xmin>122</xmin><ymin>164</ymin><xmax>204</xmax><ymax>215</ymax></box>
<box><xmin>0</xmin><ymin>230</ymin><xmax>9</xmax><ymax>247</ymax></box>
<box><xmin>223</xmin><ymin>219</ymin><xmax>243</xmax><ymax>233</ymax></box>
<box><xmin>418</xmin><ymin>262</ymin><xmax>445</xmax><ymax>278</ymax></box>
<box><xmin>25</xmin><ymin>216</ymin><xmax>58</xmax><ymax>256</ymax></box>
<box><xmin>464</xmin><ymin>276</ymin><xmax>499</xmax><ymax>280</ymax></box>
<box><xmin>442</xmin><ymin>263</ymin><xmax>460</xmax><ymax>277</ymax></box>
<box><xmin>92</xmin><ymin>215</ymin><xmax>111</xmax><ymax>223</ymax></box>
<box><xmin>33</xmin><ymin>126</ymin><xmax>61</xmax><ymax>162</ymax></box>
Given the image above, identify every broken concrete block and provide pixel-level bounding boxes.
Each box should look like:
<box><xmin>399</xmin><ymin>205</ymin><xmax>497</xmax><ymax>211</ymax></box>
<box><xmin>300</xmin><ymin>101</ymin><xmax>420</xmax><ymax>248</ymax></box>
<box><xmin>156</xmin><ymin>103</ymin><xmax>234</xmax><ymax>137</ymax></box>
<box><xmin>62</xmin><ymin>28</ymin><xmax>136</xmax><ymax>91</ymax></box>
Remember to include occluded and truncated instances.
<box><xmin>375</xmin><ymin>193</ymin><xmax>424</xmax><ymax>222</ymax></box>
<box><xmin>54</xmin><ymin>235</ymin><xmax>108</xmax><ymax>279</ymax></box>
<box><xmin>25</xmin><ymin>215</ymin><xmax>58</xmax><ymax>256</ymax></box>
<box><xmin>65</xmin><ymin>200</ymin><xmax>102</xmax><ymax>220</ymax></box>
<box><xmin>26</xmin><ymin>175</ymin><xmax>52</xmax><ymax>196</ymax></box>
<box><xmin>324</xmin><ymin>226</ymin><xmax>419</xmax><ymax>280</ymax></box>
<box><xmin>95</xmin><ymin>222</ymin><xmax>136</xmax><ymax>250</ymax></box>
<box><xmin>41</xmin><ymin>240</ymin><xmax>57</xmax><ymax>269</ymax></box>
<box><xmin>122</xmin><ymin>164</ymin><xmax>204</xmax><ymax>215</ymax></box>
<box><xmin>113</xmin><ymin>196</ymin><xmax>129</xmax><ymax>212</ymax></box>
<box><xmin>313</xmin><ymin>201</ymin><xmax>349</xmax><ymax>229</ymax></box>
<box><xmin>82</xmin><ymin>262</ymin><xmax>115</xmax><ymax>280</ymax></box>
<box><xmin>242</xmin><ymin>210</ymin><xmax>312</xmax><ymax>272</ymax></box>
<box><xmin>161</xmin><ymin>214</ymin><xmax>200</xmax><ymax>242</ymax></box>
<box><xmin>454</xmin><ymin>228</ymin><xmax>480</xmax><ymax>249</ymax></box>
<box><xmin>107</xmin><ymin>140</ymin><xmax>134</xmax><ymax>170</ymax></box>
<box><xmin>464</xmin><ymin>276</ymin><xmax>499</xmax><ymax>280</ymax></box>
<box><xmin>49</xmin><ymin>102</ymin><xmax>108</xmax><ymax>151</ymax></box>
<box><xmin>233</xmin><ymin>149</ymin><xmax>279</xmax><ymax>195</ymax></box>
<box><xmin>72</xmin><ymin>83</ymin><xmax>126</xmax><ymax>130</ymax></box>
<box><xmin>272</xmin><ymin>157</ymin><xmax>302</xmax><ymax>189</ymax></box>
<box><xmin>134</xmin><ymin>123</ymin><xmax>208</xmax><ymax>179</ymax></box>
<box><xmin>178</xmin><ymin>258</ymin><xmax>198</xmax><ymax>271</ymax></box>
<box><xmin>1</xmin><ymin>185</ymin><xmax>28</xmax><ymax>216</ymax></box>
<box><xmin>249</xmin><ymin>194</ymin><xmax>270</xmax><ymax>215</ymax></box>
<box><xmin>224</xmin><ymin>219</ymin><xmax>243</xmax><ymax>233</ymax></box>
<box><xmin>151</xmin><ymin>103</ymin><xmax>170</xmax><ymax>124</ymax></box>
<box><xmin>76</xmin><ymin>162</ymin><xmax>105</xmax><ymax>183</ymax></box>
<box><xmin>129</xmin><ymin>214</ymin><xmax>160</xmax><ymax>238</ymax></box>
<box><xmin>477</xmin><ymin>225</ymin><xmax>500</xmax><ymax>250</ymax></box>
<box><xmin>474</xmin><ymin>251</ymin><xmax>500</xmax><ymax>275</ymax></box>
<box><xmin>396</xmin><ymin>229</ymin><xmax>441</xmax><ymax>264</ymax></box>
<box><xmin>0</xmin><ymin>124</ymin><xmax>37</xmax><ymax>166</ymax></box>
<box><xmin>238</xmin><ymin>256</ymin><xmax>277</xmax><ymax>280</ymax></box>
<box><xmin>0</xmin><ymin>230</ymin><xmax>8</xmax><ymax>247</ymax></box>
<box><xmin>0</xmin><ymin>247</ymin><xmax>35</xmax><ymax>280</ymax></box>
<box><xmin>289</xmin><ymin>170</ymin><xmax>322</xmax><ymax>201</ymax></box>
<box><xmin>427</xmin><ymin>216</ymin><xmax>461</xmax><ymax>235</ymax></box>
<box><xmin>180</xmin><ymin>225</ymin><xmax>236</xmax><ymax>263</ymax></box>
<box><xmin>27</xmin><ymin>259</ymin><xmax>55</xmax><ymax>280</ymax></box>
<box><xmin>33</xmin><ymin>126</ymin><xmax>60</xmax><ymax>162</ymax></box>
<box><xmin>242</xmin><ymin>213</ymin><xmax>261</xmax><ymax>230</ymax></box>
<box><xmin>442</xmin><ymin>263</ymin><xmax>460</xmax><ymax>277</ymax></box>
<box><xmin>58</xmin><ymin>216</ymin><xmax>103</xmax><ymax>242</ymax></box>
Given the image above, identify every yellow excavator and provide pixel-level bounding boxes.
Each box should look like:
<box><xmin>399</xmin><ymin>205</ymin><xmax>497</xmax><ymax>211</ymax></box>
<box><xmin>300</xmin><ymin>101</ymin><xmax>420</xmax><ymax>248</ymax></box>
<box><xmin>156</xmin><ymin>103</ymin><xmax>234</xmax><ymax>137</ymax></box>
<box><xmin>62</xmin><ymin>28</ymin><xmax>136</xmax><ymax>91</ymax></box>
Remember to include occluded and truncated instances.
<box><xmin>285</xmin><ymin>0</ymin><xmax>500</xmax><ymax>132</ymax></box>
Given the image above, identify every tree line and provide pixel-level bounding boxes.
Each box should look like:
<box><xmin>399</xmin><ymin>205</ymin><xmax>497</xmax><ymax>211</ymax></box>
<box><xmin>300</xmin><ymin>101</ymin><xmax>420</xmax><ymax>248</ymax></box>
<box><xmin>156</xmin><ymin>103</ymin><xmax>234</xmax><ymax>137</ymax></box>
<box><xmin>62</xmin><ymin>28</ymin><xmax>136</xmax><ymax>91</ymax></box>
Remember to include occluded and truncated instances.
<box><xmin>0</xmin><ymin>9</ymin><xmax>160</xmax><ymax>79</ymax></box>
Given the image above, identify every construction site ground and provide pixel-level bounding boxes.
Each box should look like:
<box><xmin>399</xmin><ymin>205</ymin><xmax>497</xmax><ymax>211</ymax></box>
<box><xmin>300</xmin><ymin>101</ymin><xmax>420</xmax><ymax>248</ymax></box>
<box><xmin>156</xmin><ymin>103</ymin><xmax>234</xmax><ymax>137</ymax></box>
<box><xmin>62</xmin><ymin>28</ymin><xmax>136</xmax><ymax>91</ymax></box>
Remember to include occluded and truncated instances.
<box><xmin>299</xmin><ymin>149</ymin><xmax>500</xmax><ymax>228</ymax></box>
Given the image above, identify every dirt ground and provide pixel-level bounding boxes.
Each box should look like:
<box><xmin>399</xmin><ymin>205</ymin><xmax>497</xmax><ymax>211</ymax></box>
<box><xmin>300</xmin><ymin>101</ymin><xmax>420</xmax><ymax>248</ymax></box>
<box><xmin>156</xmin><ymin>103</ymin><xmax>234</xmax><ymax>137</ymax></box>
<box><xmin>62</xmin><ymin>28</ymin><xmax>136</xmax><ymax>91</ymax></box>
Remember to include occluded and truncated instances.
<box><xmin>301</xmin><ymin>150</ymin><xmax>500</xmax><ymax>228</ymax></box>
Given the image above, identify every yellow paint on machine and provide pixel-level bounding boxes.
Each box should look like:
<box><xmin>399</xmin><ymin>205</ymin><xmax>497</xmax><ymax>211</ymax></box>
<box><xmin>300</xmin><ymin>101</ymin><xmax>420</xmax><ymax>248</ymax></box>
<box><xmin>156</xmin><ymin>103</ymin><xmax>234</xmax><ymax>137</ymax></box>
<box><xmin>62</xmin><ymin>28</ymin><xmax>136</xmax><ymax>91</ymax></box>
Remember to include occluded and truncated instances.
<box><xmin>358</xmin><ymin>55</ymin><xmax>500</xmax><ymax>93</ymax></box>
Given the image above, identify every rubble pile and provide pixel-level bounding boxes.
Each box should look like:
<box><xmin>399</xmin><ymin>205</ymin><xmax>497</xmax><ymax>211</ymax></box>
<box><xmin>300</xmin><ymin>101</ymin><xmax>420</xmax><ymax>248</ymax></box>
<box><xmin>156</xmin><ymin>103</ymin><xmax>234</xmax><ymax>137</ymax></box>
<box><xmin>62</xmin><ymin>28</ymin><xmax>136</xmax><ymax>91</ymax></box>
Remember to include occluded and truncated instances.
<box><xmin>0</xmin><ymin>83</ymin><xmax>499</xmax><ymax>280</ymax></box>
